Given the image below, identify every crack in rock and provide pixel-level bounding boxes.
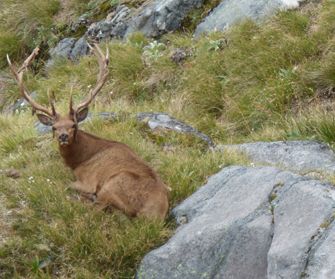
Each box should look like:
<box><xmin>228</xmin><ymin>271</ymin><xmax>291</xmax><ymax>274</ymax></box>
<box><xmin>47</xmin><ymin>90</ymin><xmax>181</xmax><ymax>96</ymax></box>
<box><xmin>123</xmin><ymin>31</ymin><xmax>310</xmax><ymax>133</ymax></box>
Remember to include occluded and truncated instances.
<box><xmin>302</xmin><ymin>213</ymin><xmax>335</xmax><ymax>278</ymax></box>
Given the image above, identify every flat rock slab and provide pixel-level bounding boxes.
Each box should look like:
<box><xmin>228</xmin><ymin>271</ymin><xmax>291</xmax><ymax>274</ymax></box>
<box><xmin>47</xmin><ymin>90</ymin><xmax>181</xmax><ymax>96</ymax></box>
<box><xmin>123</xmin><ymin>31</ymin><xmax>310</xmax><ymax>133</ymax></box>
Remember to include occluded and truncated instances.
<box><xmin>137</xmin><ymin>112</ymin><xmax>214</xmax><ymax>146</ymax></box>
<box><xmin>137</xmin><ymin>166</ymin><xmax>335</xmax><ymax>279</ymax></box>
<box><xmin>216</xmin><ymin>141</ymin><xmax>335</xmax><ymax>175</ymax></box>
<box><xmin>195</xmin><ymin>0</ymin><xmax>305</xmax><ymax>36</ymax></box>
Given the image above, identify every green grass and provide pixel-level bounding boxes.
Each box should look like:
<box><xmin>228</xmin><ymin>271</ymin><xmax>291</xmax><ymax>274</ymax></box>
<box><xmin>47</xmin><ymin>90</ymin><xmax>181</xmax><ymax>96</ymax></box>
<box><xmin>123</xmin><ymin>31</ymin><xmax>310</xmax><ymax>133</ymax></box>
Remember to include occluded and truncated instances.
<box><xmin>1</xmin><ymin>0</ymin><xmax>335</xmax><ymax>277</ymax></box>
<box><xmin>0</xmin><ymin>0</ymin><xmax>60</xmax><ymax>67</ymax></box>
<box><xmin>0</xmin><ymin>113</ymin><xmax>246</xmax><ymax>278</ymax></box>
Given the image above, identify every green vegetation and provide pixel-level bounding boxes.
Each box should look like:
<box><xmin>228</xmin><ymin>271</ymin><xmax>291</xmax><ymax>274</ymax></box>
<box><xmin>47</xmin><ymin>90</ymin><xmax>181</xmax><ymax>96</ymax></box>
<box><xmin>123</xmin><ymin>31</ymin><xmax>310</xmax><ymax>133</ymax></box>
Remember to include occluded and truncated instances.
<box><xmin>0</xmin><ymin>113</ymin><xmax>244</xmax><ymax>278</ymax></box>
<box><xmin>0</xmin><ymin>0</ymin><xmax>335</xmax><ymax>277</ymax></box>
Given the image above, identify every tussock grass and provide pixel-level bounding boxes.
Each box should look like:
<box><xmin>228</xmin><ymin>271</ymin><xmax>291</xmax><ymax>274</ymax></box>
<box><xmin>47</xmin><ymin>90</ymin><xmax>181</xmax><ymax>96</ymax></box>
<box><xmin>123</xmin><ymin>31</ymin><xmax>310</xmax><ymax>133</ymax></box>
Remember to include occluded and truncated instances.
<box><xmin>1</xmin><ymin>0</ymin><xmax>335</xmax><ymax>277</ymax></box>
<box><xmin>0</xmin><ymin>0</ymin><xmax>60</xmax><ymax>67</ymax></box>
<box><xmin>285</xmin><ymin>107</ymin><xmax>335</xmax><ymax>145</ymax></box>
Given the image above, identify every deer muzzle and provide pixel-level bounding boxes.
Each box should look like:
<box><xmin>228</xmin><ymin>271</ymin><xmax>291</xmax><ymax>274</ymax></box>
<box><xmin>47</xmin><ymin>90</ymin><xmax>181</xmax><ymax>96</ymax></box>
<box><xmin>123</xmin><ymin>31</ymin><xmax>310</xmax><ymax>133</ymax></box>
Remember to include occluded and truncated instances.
<box><xmin>58</xmin><ymin>133</ymin><xmax>69</xmax><ymax>145</ymax></box>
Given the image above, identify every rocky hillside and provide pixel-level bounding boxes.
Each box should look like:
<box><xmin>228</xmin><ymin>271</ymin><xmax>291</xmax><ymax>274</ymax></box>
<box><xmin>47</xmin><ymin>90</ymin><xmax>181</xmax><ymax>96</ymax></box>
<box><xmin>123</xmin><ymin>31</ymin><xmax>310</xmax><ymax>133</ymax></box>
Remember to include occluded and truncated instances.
<box><xmin>0</xmin><ymin>0</ymin><xmax>335</xmax><ymax>278</ymax></box>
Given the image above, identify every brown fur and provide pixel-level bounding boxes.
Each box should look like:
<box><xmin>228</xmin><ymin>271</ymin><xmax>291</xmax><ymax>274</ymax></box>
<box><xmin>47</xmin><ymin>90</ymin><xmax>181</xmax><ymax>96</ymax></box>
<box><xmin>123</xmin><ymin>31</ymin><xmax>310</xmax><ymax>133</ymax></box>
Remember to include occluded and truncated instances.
<box><xmin>8</xmin><ymin>44</ymin><xmax>169</xmax><ymax>219</ymax></box>
<box><xmin>57</xmin><ymin>120</ymin><xmax>169</xmax><ymax>220</ymax></box>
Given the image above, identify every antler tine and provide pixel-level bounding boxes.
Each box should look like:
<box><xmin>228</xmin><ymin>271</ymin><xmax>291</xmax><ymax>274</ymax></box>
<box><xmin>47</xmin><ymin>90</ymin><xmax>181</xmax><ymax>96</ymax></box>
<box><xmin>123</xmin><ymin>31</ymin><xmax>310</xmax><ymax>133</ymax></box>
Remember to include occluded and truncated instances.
<box><xmin>75</xmin><ymin>43</ymin><xmax>109</xmax><ymax>112</ymax></box>
<box><xmin>7</xmin><ymin>48</ymin><xmax>55</xmax><ymax>117</ymax></box>
<box><xmin>48</xmin><ymin>90</ymin><xmax>57</xmax><ymax>116</ymax></box>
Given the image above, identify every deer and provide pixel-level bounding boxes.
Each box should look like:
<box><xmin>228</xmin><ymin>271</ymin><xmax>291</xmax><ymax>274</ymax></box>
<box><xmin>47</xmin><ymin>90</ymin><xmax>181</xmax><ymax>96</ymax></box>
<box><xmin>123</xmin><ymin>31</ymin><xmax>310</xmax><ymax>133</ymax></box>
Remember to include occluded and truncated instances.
<box><xmin>7</xmin><ymin>44</ymin><xmax>169</xmax><ymax>220</ymax></box>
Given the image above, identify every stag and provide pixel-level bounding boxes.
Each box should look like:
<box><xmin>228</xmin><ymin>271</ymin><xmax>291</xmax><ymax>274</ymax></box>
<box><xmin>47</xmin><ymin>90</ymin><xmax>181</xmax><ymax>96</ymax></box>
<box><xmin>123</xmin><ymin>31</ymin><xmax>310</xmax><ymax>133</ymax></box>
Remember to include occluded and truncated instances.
<box><xmin>7</xmin><ymin>44</ymin><xmax>169</xmax><ymax>220</ymax></box>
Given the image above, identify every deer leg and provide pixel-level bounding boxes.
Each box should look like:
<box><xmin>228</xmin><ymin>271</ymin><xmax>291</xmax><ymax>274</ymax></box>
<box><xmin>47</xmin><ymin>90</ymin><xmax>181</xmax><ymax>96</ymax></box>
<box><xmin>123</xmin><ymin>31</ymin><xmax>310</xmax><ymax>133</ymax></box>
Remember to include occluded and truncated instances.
<box><xmin>95</xmin><ymin>183</ymin><xmax>136</xmax><ymax>217</ymax></box>
<box><xmin>71</xmin><ymin>181</ymin><xmax>96</xmax><ymax>202</ymax></box>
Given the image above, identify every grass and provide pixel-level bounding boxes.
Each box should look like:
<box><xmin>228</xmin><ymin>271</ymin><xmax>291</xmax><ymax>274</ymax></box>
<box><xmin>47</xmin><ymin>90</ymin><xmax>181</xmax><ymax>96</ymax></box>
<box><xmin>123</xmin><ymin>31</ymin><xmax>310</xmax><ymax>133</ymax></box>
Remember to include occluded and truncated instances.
<box><xmin>1</xmin><ymin>0</ymin><xmax>335</xmax><ymax>277</ymax></box>
<box><xmin>0</xmin><ymin>0</ymin><xmax>60</xmax><ymax>67</ymax></box>
<box><xmin>0</xmin><ymin>113</ymin><xmax>246</xmax><ymax>278</ymax></box>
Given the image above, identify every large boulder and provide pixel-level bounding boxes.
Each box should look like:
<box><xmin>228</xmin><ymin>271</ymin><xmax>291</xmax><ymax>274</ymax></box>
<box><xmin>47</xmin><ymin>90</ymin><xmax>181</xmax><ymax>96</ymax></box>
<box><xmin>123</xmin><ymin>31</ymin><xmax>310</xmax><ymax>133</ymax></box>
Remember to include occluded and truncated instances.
<box><xmin>216</xmin><ymin>141</ymin><xmax>335</xmax><ymax>175</ymax></box>
<box><xmin>137</xmin><ymin>166</ymin><xmax>335</xmax><ymax>279</ymax></box>
<box><xmin>195</xmin><ymin>0</ymin><xmax>305</xmax><ymax>36</ymax></box>
<box><xmin>125</xmin><ymin>0</ymin><xmax>204</xmax><ymax>38</ymax></box>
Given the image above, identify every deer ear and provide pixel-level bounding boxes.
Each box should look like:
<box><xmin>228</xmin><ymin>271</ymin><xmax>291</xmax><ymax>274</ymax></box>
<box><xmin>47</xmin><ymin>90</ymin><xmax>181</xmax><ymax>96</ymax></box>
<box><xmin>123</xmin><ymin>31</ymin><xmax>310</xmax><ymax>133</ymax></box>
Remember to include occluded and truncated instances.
<box><xmin>76</xmin><ymin>107</ymin><xmax>89</xmax><ymax>123</ymax></box>
<box><xmin>37</xmin><ymin>113</ymin><xmax>54</xmax><ymax>126</ymax></box>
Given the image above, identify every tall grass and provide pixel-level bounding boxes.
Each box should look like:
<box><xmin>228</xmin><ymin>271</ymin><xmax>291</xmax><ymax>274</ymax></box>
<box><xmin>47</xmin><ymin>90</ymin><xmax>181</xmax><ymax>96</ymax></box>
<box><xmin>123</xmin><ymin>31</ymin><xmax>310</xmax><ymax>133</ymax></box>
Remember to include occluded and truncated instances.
<box><xmin>0</xmin><ymin>0</ymin><xmax>60</xmax><ymax>68</ymax></box>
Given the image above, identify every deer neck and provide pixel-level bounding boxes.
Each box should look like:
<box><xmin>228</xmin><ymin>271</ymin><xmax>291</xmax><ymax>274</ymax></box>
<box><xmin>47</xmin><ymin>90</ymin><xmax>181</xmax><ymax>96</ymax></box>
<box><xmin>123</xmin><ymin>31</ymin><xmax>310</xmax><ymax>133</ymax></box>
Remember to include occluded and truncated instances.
<box><xmin>59</xmin><ymin>130</ymin><xmax>108</xmax><ymax>170</ymax></box>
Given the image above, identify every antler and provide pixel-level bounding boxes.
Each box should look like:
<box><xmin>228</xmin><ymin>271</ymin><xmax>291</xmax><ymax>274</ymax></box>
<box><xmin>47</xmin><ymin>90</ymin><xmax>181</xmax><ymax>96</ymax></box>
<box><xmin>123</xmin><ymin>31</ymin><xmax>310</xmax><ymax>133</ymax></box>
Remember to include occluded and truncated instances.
<box><xmin>7</xmin><ymin>48</ymin><xmax>56</xmax><ymax>117</ymax></box>
<box><xmin>74</xmin><ymin>43</ymin><xmax>109</xmax><ymax>113</ymax></box>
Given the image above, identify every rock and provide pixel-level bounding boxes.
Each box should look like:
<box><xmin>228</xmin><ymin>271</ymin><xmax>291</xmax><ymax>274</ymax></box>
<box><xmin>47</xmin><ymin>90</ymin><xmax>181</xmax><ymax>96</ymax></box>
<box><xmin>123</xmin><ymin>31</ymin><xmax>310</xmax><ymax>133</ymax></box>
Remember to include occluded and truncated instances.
<box><xmin>34</xmin><ymin>121</ymin><xmax>52</xmax><ymax>135</ymax></box>
<box><xmin>86</xmin><ymin>5</ymin><xmax>132</xmax><ymax>41</ymax></box>
<box><xmin>136</xmin><ymin>112</ymin><xmax>214</xmax><ymax>146</ymax></box>
<box><xmin>4</xmin><ymin>169</ymin><xmax>20</xmax><ymax>179</ymax></box>
<box><xmin>69</xmin><ymin>36</ymin><xmax>89</xmax><ymax>60</ymax></box>
<box><xmin>47</xmin><ymin>38</ymin><xmax>76</xmax><ymax>67</ymax></box>
<box><xmin>8</xmin><ymin>91</ymin><xmax>38</xmax><ymax>114</ymax></box>
<box><xmin>49</xmin><ymin>38</ymin><xmax>76</xmax><ymax>60</ymax></box>
<box><xmin>305</xmin><ymin>222</ymin><xmax>335</xmax><ymax>278</ymax></box>
<box><xmin>126</xmin><ymin>0</ymin><xmax>204</xmax><ymax>38</ymax></box>
<box><xmin>47</xmin><ymin>37</ymin><xmax>90</xmax><ymax>66</ymax></box>
<box><xmin>216</xmin><ymin>141</ymin><xmax>335</xmax><ymax>175</ymax></box>
<box><xmin>71</xmin><ymin>14</ymin><xmax>92</xmax><ymax>33</ymax></box>
<box><xmin>137</xmin><ymin>166</ymin><xmax>335</xmax><ymax>279</ymax></box>
<box><xmin>195</xmin><ymin>0</ymin><xmax>306</xmax><ymax>36</ymax></box>
<box><xmin>170</xmin><ymin>48</ymin><xmax>188</xmax><ymax>64</ymax></box>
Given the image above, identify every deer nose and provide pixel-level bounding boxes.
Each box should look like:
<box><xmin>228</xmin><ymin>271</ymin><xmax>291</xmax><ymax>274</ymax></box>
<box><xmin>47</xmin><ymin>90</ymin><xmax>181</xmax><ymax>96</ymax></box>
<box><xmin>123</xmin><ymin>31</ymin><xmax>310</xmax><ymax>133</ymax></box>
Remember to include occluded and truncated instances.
<box><xmin>59</xmin><ymin>133</ymin><xmax>69</xmax><ymax>142</ymax></box>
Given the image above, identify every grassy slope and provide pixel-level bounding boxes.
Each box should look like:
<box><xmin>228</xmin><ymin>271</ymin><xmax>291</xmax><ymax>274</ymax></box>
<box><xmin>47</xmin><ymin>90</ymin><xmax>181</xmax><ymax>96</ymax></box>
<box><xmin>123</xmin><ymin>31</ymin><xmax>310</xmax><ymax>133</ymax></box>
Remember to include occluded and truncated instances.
<box><xmin>0</xmin><ymin>0</ymin><xmax>335</xmax><ymax>277</ymax></box>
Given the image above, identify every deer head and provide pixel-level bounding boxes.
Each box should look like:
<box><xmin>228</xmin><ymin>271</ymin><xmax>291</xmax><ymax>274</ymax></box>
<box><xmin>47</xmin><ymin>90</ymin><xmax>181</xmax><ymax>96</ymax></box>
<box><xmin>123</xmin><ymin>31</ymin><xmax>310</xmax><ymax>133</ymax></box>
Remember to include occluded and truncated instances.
<box><xmin>7</xmin><ymin>44</ymin><xmax>109</xmax><ymax>146</ymax></box>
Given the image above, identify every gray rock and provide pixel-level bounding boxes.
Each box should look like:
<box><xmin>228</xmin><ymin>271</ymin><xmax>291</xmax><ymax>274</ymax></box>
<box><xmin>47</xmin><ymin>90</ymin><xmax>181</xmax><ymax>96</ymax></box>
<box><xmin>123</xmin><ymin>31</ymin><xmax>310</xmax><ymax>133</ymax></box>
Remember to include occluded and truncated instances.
<box><xmin>137</xmin><ymin>112</ymin><xmax>214</xmax><ymax>146</ymax></box>
<box><xmin>69</xmin><ymin>37</ymin><xmax>89</xmax><ymax>60</ymax></box>
<box><xmin>195</xmin><ymin>0</ymin><xmax>305</xmax><ymax>36</ymax></box>
<box><xmin>49</xmin><ymin>38</ymin><xmax>76</xmax><ymax>60</ymax></box>
<box><xmin>48</xmin><ymin>37</ymin><xmax>89</xmax><ymax>66</ymax></box>
<box><xmin>86</xmin><ymin>5</ymin><xmax>132</xmax><ymax>41</ymax></box>
<box><xmin>34</xmin><ymin>121</ymin><xmax>52</xmax><ymax>134</ymax></box>
<box><xmin>170</xmin><ymin>48</ymin><xmax>188</xmax><ymax>64</ymax></box>
<box><xmin>126</xmin><ymin>0</ymin><xmax>204</xmax><ymax>38</ymax></box>
<box><xmin>267</xmin><ymin>179</ymin><xmax>335</xmax><ymax>278</ymax></box>
<box><xmin>71</xmin><ymin>14</ymin><xmax>92</xmax><ymax>33</ymax></box>
<box><xmin>47</xmin><ymin>38</ymin><xmax>77</xmax><ymax>67</ymax></box>
<box><xmin>10</xmin><ymin>92</ymin><xmax>38</xmax><ymax>113</ymax></box>
<box><xmin>216</xmin><ymin>141</ymin><xmax>335</xmax><ymax>175</ymax></box>
<box><xmin>305</xmin><ymin>222</ymin><xmax>335</xmax><ymax>279</ymax></box>
<box><xmin>137</xmin><ymin>166</ymin><xmax>335</xmax><ymax>279</ymax></box>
